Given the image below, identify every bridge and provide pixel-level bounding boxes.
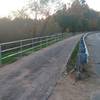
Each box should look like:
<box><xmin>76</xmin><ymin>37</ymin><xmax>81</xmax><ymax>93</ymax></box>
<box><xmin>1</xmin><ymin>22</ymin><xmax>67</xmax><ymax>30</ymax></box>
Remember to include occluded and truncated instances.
<box><xmin>0</xmin><ymin>34</ymin><xmax>82</xmax><ymax>100</ymax></box>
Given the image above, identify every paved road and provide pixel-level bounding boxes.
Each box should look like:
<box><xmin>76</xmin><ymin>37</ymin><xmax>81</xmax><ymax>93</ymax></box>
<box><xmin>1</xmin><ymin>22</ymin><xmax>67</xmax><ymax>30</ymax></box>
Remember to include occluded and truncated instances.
<box><xmin>0</xmin><ymin>35</ymin><xmax>81</xmax><ymax>100</ymax></box>
<box><xmin>87</xmin><ymin>32</ymin><xmax>100</xmax><ymax>77</ymax></box>
<box><xmin>86</xmin><ymin>33</ymin><xmax>100</xmax><ymax>100</ymax></box>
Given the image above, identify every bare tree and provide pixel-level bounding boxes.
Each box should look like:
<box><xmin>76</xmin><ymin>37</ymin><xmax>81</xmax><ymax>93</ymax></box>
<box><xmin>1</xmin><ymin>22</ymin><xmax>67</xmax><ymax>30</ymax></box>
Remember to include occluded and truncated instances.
<box><xmin>27</xmin><ymin>0</ymin><xmax>48</xmax><ymax>19</ymax></box>
<box><xmin>11</xmin><ymin>8</ymin><xmax>29</xmax><ymax>19</ymax></box>
<box><xmin>27</xmin><ymin>0</ymin><xmax>64</xmax><ymax>34</ymax></box>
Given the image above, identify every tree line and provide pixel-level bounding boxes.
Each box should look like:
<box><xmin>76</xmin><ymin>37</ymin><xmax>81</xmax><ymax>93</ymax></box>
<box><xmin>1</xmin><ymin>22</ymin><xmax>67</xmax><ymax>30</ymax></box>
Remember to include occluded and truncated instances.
<box><xmin>0</xmin><ymin>0</ymin><xmax>100</xmax><ymax>43</ymax></box>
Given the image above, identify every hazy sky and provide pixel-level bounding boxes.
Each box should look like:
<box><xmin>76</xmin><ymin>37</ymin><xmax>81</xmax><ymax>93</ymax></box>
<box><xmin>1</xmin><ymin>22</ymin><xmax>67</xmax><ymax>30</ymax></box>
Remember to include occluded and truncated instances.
<box><xmin>86</xmin><ymin>0</ymin><xmax>100</xmax><ymax>11</ymax></box>
<box><xmin>0</xmin><ymin>0</ymin><xmax>100</xmax><ymax>17</ymax></box>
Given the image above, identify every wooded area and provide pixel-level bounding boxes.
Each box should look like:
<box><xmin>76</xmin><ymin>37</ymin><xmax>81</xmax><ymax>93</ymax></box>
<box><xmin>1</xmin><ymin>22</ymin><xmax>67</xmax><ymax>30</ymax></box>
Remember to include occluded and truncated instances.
<box><xmin>0</xmin><ymin>0</ymin><xmax>100</xmax><ymax>43</ymax></box>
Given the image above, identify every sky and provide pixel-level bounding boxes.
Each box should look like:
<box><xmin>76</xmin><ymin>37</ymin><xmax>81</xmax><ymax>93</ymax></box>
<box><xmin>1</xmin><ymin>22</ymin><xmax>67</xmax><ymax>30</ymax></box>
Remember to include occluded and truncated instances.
<box><xmin>0</xmin><ymin>0</ymin><xmax>26</xmax><ymax>17</ymax></box>
<box><xmin>0</xmin><ymin>0</ymin><xmax>100</xmax><ymax>18</ymax></box>
<box><xmin>86</xmin><ymin>0</ymin><xmax>100</xmax><ymax>11</ymax></box>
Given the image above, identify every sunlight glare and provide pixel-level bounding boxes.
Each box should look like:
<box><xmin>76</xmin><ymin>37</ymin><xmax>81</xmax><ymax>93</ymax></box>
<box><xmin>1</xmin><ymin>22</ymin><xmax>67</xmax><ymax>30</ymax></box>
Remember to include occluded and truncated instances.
<box><xmin>0</xmin><ymin>0</ymin><xmax>26</xmax><ymax>17</ymax></box>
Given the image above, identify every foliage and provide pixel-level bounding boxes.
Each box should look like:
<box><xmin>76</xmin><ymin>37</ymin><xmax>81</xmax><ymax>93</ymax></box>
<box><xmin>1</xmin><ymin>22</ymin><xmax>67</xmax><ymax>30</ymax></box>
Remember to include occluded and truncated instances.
<box><xmin>54</xmin><ymin>0</ymin><xmax>100</xmax><ymax>32</ymax></box>
<box><xmin>0</xmin><ymin>0</ymin><xmax>100</xmax><ymax>42</ymax></box>
<box><xmin>67</xmin><ymin>42</ymin><xmax>79</xmax><ymax>72</ymax></box>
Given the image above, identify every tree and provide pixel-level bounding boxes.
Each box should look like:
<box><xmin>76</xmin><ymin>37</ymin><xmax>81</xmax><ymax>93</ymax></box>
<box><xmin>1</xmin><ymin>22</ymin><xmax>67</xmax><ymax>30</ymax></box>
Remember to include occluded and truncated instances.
<box><xmin>43</xmin><ymin>16</ymin><xmax>61</xmax><ymax>34</ymax></box>
<box><xmin>27</xmin><ymin>0</ymin><xmax>50</xmax><ymax>20</ymax></box>
<box><xmin>11</xmin><ymin>8</ymin><xmax>29</xmax><ymax>19</ymax></box>
<box><xmin>27</xmin><ymin>0</ymin><xmax>51</xmax><ymax>35</ymax></box>
<box><xmin>27</xmin><ymin>0</ymin><xmax>63</xmax><ymax>34</ymax></box>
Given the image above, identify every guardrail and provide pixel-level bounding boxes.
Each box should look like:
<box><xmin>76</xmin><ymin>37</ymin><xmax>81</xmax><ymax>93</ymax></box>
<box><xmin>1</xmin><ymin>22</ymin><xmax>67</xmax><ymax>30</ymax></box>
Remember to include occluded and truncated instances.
<box><xmin>75</xmin><ymin>33</ymin><xmax>89</xmax><ymax>79</ymax></box>
<box><xmin>0</xmin><ymin>33</ymin><xmax>68</xmax><ymax>65</ymax></box>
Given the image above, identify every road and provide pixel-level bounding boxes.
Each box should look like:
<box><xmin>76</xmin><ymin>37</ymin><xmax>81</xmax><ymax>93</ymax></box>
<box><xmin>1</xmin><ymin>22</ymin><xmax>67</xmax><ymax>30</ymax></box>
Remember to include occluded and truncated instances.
<box><xmin>86</xmin><ymin>32</ymin><xmax>100</xmax><ymax>77</ymax></box>
<box><xmin>0</xmin><ymin>35</ymin><xmax>81</xmax><ymax>100</ymax></box>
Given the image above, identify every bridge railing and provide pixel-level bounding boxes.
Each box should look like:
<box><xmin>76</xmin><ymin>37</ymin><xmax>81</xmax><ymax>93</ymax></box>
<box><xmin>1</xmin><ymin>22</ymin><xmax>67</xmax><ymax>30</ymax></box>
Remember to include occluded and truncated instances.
<box><xmin>75</xmin><ymin>33</ymin><xmax>89</xmax><ymax>79</ymax></box>
<box><xmin>0</xmin><ymin>33</ymin><xmax>68</xmax><ymax>65</ymax></box>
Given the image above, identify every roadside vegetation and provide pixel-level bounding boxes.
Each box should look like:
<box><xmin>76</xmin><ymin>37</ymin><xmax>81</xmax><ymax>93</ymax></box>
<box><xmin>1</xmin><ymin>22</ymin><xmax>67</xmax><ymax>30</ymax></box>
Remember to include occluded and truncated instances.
<box><xmin>67</xmin><ymin>42</ymin><xmax>79</xmax><ymax>72</ymax></box>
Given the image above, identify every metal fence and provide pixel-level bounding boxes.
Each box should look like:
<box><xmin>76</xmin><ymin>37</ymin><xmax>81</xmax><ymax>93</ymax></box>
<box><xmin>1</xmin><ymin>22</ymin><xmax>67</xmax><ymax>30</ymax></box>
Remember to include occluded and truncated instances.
<box><xmin>0</xmin><ymin>33</ymin><xmax>68</xmax><ymax>65</ymax></box>
<box><xmin>75</xmin><ymin>33</ymin><xmax>89</xmax><ymax>79</ymax></box>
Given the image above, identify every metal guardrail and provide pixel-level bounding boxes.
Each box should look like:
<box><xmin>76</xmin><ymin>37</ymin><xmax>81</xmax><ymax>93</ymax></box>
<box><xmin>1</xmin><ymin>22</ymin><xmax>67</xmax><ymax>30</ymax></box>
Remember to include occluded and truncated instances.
<box><xmin>75</xmin><ymin>33</ymin><xmax>89</xmax><ymax>80</ymax></box>
<box><xmin>0</xmin><ymin>33</ymin><xmax>68</xmax><ymax>65</ymax></box>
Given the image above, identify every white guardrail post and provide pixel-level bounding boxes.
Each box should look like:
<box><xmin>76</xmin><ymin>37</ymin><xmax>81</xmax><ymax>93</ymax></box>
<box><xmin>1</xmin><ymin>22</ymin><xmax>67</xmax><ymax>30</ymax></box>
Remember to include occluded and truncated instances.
<box><xmin>0</xmin><ymin>45</ymin><xmax>2</xmax><ymax>65</ymax></box>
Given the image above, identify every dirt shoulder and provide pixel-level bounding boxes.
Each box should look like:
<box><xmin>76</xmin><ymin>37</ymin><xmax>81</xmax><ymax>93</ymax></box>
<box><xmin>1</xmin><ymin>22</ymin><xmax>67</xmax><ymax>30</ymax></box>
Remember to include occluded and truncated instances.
<box><xmin>49</xmin><ymin>36</ymin><xmax>100</xmax><ymax>100</ymax></box>
<box><xmin>49</xmin><ymin>62</ymin><xmax>100</xmax><ymax>100</ymax></box>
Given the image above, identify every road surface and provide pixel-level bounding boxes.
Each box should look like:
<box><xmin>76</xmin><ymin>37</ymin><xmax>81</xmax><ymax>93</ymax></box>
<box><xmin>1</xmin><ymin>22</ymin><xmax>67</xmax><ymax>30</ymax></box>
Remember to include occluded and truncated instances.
<box><xmin>86</xmin><ymin>32</ymin><xmax>100</xmax><ymax>77</ymax></box>
<box><xmin>0</xmin><ymin>35</ymin><xmax>81</xmax><ymax>100</ymax></box>
<box><xmin>86</xmin><ymin>33</ymin><xmax>100</xmax><ymax>100</ymax></box>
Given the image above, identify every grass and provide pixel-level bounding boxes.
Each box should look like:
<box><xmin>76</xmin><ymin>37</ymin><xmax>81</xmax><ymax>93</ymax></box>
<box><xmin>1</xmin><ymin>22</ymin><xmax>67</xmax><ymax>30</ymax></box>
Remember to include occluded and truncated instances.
<box><xmin>67</xmin><ymin>42</ymin><xmax>79</xmax><ymax>72</ymax></box>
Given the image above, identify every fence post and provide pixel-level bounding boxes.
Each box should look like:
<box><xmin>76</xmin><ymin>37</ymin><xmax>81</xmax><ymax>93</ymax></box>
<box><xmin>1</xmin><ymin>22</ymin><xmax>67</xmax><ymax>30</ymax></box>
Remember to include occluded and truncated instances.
<box><xmin>64</xmin><ymin>33</ymin><xmax>66</xmax><ymax>38</ymax></box>
<box><xmin>60</xmin><ymin>34</ymin><xmax>62</xmax><ymax>40</ymax></box>
<box><xmin>50</xmin><ymin>35</ymin><xmax>52</xmax><ymax>44</ymax></box>
<box><xmin>56</xmin><ymin>34</ymin><xmax>58</xmax><ymax>42</ymax></box>
<box><xmin>32</xmin><ymin>38</ymin><xmax>33</xmax><ymax>47</ymax></box>
<box><xmin>32</xmin><ymin>38</ymin><xmax>34</xmax><ymax>51</ymax></box>
<box><xmin>20</xmin><ymin>40</ymin><xmax>23</xmax><ymax>57</ymax></box>
<box><xmin>54</xmin><ymin>35</ymin><xmax>57</xmax><ymax>43</ymax></box>
<box><xmin>51</xmin><ymin>36</ymin><xmax>53</xmax><ymax>43</ymax></box>
<box><xmin>57</xmin><ymin>34</ymin><xmax>59</xmax><ymax>41</ymax></box>
<box><xmin>0</xmin><ymin>45</ymin><xmax>2</xmax><ymax>65</ymax></box>
<box><xmin>40</xmin><ymin>37</ymin><xmax>43</xmax><ymax>49</ymax></box>
<box><xmin>46</xmin><ymin>36</ymin><xmax>48</xmax><ymax>47</ymax></box>
<box><xmin>62</xmin><ymin>33</ymin><xmax>64</xmax><ymax>39</ymax></box>
<box><xmin>58</xmin><ymin>34</ymin><xmax>59</xmax><ymax>41</ymax></box>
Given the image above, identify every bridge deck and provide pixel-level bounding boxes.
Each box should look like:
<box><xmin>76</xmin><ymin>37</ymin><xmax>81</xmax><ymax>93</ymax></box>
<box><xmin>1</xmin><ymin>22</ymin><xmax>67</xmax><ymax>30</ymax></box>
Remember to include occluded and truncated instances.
<box><xmin>0</xmin><ymin>35</ymin><xmax>81</xmax><ymax>100</ymax></box>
